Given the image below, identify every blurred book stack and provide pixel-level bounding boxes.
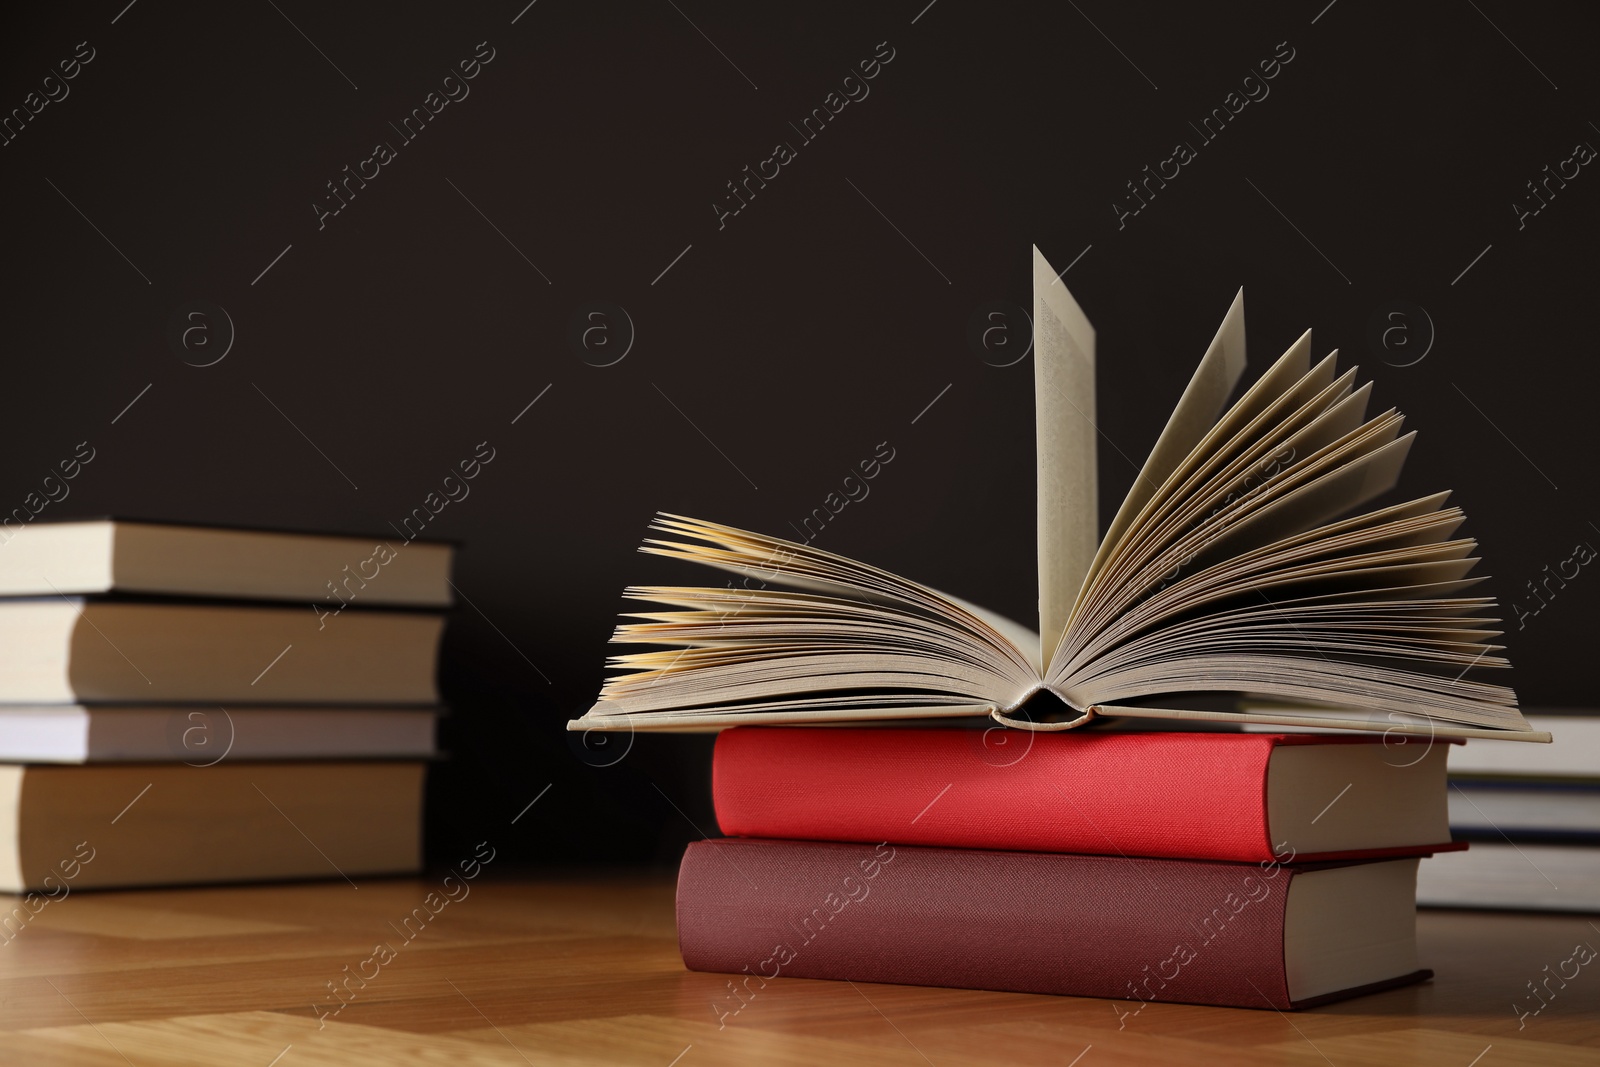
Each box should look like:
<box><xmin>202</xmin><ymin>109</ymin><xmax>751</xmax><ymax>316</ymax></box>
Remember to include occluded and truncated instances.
<box><xmin>0</xmin><ymin>519</ymin><xmax>450</xmax><ymax>893</ymax></box>
<box><xmin>678</xmin><ymin>727</ymin><xmax>1465</xmax><ymax>1011</ymax></box>
<box><xmin>1416</xmin><ymin>711</ymin><xmax>1600</xmax><ymax>912</ymax></box>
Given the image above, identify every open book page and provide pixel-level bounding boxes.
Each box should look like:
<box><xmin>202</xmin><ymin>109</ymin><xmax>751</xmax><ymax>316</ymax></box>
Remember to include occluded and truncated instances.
<box><xmin>1051</xmin><ymin>456</ymin><xmax>1527</xmax><ymax>731</ymax></box>
<box><xmin>575</xmin><ymin>699</ymin><xmax>1000</xmax><ymax>731</ymax></box>
<box><xmin>576</xmin><ymin>255</ymin><xmax>1541</xmax><ymax>741</ymax></box>
<box><xmin>1032</xmin><ymin>246</ymin><xmax>1098</xmax><ymax>669</ymax></box>
<box><xmin>1067</xmin><ymin>495</ymin><xmax>1462</xmax><ymax>659</ymax></box>
<box><xmin>1059</xmin><ymin>333</ymin><xmax>1328</xmax><ymax>670</ymax></box>
<box><xmin>1070</xmin><ymin>289</ymin><xmax>1248</xmax><ymax>639</ymax></box>
<box><xmin>1078</xmin><ymin>404</ymin><xmax>1411</xmax><ymax>643</ymax></box>
<box><xmin>1081</xmin><ymin>336</ymin><xmax>1322</xmax><ymax>615</ymax></box>
<box><xmin>1030</xmin><ymin>309</ymin><xmax>1533</xmax><ymax>735</ymax></box>
<box><xmin>1058</xmin><ymin>351</ymin><xmax>1394</xmax><ymax>672</ymax></box>
<box><xmin>938</xmin><ymin>590</ymin><xmax>1043</xmax><ymax>677</ymax></box>
<box><xmin>569</xmin><ymin>515</ymin><xmax>1039</xmax><ymax>728</ymax></box>
<box><xmin>1107</xmin><ymin>361</ymin><xmax>1357</xmax><ymax>590</ymax></box>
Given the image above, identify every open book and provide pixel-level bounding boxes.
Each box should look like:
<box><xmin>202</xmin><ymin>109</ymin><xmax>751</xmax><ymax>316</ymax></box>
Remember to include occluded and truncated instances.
<box><xmin>571</xmin><ymin>248</ymin><xmax>1546</xmax><ymax>742</ymax></box>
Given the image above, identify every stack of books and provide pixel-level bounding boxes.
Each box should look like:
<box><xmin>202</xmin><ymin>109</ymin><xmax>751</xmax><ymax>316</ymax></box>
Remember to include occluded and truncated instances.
<box><xmin>1418</xmin><ymin>710</ymin><xmax>1600</xmax><ymax>912</ymax></box>
<box><xmin>574</xmin><ymin>251</ymin><xmax>1549</xmax><ymax>1009</ymax></box>
<box><xmin>0</xmin><ymin>519</ymin><xmax>451</xmax><ymax>893</ymax></box>
<box><xmin>680</xmin><ymin>726</ymin><xmax>1460</xmax><ymax>1012</ymax></box>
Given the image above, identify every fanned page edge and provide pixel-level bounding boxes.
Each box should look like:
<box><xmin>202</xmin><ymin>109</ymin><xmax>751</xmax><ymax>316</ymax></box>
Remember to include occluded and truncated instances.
<box><xmin>575</xmin><ymin>261</ymin><xmax>1535</xmax><ymax>740</ymax></box>
<box><xmin>1032</xmin><ymin>246</ymin><xmax>1098</xmax><ymax>670</ymax></box>
<box><xmin>1074</xmin><ymin>704</ymin><xmax>1551</xmax><ymax>743</ymax></box>
<box><xmin>569</xmin><ymin>703</ymin><xmax>999</xmax><ymax>732</ymax></box>
<box><xmin>1072</xmin><ymin>289</ymin><xmax>1249</xmax><ymax>628</ymax></box>
<box><xmin>572</xmin><ymin>699</ymin><xmax>1550</xmax><ymax>741</ymax></box>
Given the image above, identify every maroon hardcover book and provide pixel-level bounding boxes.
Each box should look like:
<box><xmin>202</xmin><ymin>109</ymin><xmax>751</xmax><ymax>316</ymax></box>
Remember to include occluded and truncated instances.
<box><xmin>679</xmin><ymin>838</ymin><xmax>1432</xmax><ymax>1013</ymax></box>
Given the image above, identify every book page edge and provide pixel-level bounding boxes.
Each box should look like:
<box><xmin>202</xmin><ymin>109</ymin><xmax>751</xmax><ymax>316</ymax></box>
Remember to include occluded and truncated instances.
<box><xmin>1089</xmin><ymin>704</ymin><xmax>1552</xmax><ymax>743</ymax></box>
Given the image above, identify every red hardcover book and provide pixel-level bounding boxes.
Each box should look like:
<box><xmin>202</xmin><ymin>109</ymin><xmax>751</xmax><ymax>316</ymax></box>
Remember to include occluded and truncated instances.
<box><xmin>679</xmin><ymin>838</ymin><xmax>1432</xmax><ymax>1012</ymax></box>
<box><xmin>712</xmin><ymin>727</ymin><xmax>1463</xmax><ymax>862</ymax></box>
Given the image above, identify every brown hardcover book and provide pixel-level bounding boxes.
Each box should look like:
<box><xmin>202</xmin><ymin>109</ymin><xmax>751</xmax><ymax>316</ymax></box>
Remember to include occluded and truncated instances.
<box><xmin>0</xmin><ymin>761</ymin><xmax>423</xmax><ymax>893</ymax></box>
<box><xmin>679</xmin><ymin>838</ymin><xmax>1432</xmax><ymax>1012</ymax></box>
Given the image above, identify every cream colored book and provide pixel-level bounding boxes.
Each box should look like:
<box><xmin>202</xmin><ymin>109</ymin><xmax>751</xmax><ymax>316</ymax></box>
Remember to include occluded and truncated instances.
<box><xmin>571</xmin><ymin>247</ymin><xmax>1546</xmax><ymax>743</ymax></box>
<box><xmin>0</xmin><ymin>705</ymin><xmax>438</xmax><ymax>763</ymax></box>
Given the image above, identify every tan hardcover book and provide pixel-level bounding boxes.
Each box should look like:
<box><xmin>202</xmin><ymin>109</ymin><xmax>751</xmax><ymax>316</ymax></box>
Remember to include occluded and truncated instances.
<box><xmin>0</xmin><ymin>761</ymin><xmax>423</xmax><ymax>893</ymax></box>
<box><xmin>0</xmin><ymin>601</ymin><xmax>442</xmax><ymax>704</ymax></box>
<box><xmin>0</xmin><ymin>520</ymin><xmax>453</xmax><ymax>607</ymax></box>
<box><xmin>572</xmin><ymin>248</ymin><xmax>1545</xmax><ymax>743</ymax></box>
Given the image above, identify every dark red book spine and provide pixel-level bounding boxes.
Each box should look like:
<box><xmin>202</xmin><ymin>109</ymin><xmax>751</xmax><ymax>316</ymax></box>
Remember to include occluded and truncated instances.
<box><xmin>678</xmin><ymin>838</ymin><xmax>1425</xmax><ymax>1012</ymax></box>
<box><xmin>712</xmin><ymin>727</ymin><xmax>1427</xmax><ymax>862</ymax></box>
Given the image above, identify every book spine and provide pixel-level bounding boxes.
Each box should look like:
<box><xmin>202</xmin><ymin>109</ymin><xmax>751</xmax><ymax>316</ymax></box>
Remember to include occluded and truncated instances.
<box><xmin>679</xmin><ymin>838</ymin><xmax>1297</xmax><ymax>1011</ymax></box>
<box><xmin>712</xmin><ymin>727</ymin><xmax>1280</xmax><ymax>861</ymax></box>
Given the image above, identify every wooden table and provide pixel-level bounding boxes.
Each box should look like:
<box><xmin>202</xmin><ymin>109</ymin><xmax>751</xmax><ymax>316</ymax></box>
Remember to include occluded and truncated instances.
<box><xmin>0</xmin><ymin>872</ymin><xmax>1595</xmax><ymax>1065</ymax></box>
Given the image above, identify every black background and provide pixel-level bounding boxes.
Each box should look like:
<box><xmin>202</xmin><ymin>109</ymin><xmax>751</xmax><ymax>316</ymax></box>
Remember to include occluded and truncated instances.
<box><xmin>3</xmin><ymin>1</ymin><xmax>1596</xmax><ymax>872</ymax></box>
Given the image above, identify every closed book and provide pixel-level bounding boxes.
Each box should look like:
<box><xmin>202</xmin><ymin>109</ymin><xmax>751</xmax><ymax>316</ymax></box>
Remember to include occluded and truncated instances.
<box><xmin>0</xmin><ymin>761</ymin><xmax>423</xmax><ymax>893</ymax></box>
<box><xmin>0</xmin><ymin>599</ymin><xmax>442</xmax><ymax>704</ymax></box>
<box><xmin>1447</xmin><ymin>711</ymin><xmax>1600</xmax><ymax>779</ymax></box>
<box><xmin>1448</xmin><ymin>779</ymin><xmax>1600</xmax><ymax>842</ymax></box>
<box><xmin>0</xmin><ymin>518</ymin><xmax>453</xmax><ymax>606</ymax></box>
<box><xmin>1416</xmin><ymin>843</ymin><xmax>1600</xmax><ymax>912</ymax></box>
<box><xmin>0</xmin><ymin>705</ymin><xmax>438</xmax><ymax>763</ymax></box>
<box><xmin>712</xmin><ymin>727</ymin><xmax>1458</xmax><ymax>862</ymax></box>
<box><xmin>678</xmin><ymin>838</ymin><xmax>1430</xmax><ymax>1011</ymax></box>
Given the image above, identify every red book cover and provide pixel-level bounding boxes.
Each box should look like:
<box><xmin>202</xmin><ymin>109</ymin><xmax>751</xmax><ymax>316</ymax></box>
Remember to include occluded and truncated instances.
<box><xmin>678</xmin><ymin>838</ymin><xmax>1432</xmax><ymax>1012</ymax></box>
<box><xmin>712</xmin><ymin>727</ymin><xmax>1462</xmax><ymax>862</ymax></box>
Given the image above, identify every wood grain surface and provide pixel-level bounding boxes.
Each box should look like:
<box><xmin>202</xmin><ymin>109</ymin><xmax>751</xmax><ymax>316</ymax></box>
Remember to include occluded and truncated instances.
<box><xmin>0</xmin><ymin>872</ymin><xmax>1595</xmax><ymax>1065</ymax></box>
